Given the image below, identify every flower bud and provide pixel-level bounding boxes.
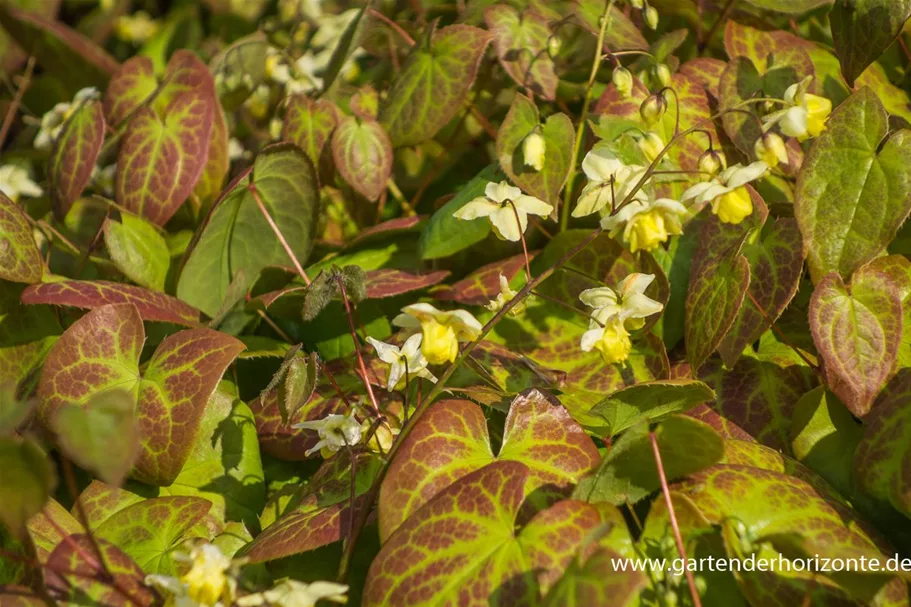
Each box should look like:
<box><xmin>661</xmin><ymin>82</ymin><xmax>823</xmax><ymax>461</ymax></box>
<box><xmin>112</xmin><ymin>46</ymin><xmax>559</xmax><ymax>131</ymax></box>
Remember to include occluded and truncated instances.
<box><xmin>753</xmin><ymin>132</ymin><xmax>788</xmax><ymax>168</ymax></box>
<box><xmin>655</xmin><ymin>63</ymin><xmax>671</xmax><ymax>88</ymax></box>
<box><xmin>522</xmin><ymin>129</ymin><xmax>546</xmax><ymax>171</ymax></box>
<box><xmin>645</xmin><ymin>5</ymin><xmax>659</xmax><ymax>30</ymax></box>
<box><xmin>612</xmin><ymin>67</ymin><xmax>633</xmax><ymax>99</ymax></box>
<box><xmin>548</xmin><ymin>36</ymin><xmax>562</xmax><ymax>56</ymax></box>
<box><xmin>269</xmin><ymin>118</ymin><xmax>283</xmax><ymax>140</ymax></box>
<box><xmin>697</xmin><ymin>149</ymin><xmax>726</xmax><ymax>177</ymax></box>
<box><xmin>639</xmin><ymin>92</ymin><xmax>667</xmax><ymax>126</ymax></box>
<box><xmin>638</xmin><ymin>131</ymin><xmax>664</xmax><ymax>163</ymax></box>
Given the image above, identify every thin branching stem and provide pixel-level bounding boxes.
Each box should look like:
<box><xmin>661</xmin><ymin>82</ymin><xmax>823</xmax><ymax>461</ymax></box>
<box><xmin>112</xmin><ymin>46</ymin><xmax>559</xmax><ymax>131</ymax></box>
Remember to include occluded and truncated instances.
<box><xmin>249</xmin><ymin>184</ymin><xmax>311</xmax><ymax>285</ymax></box>
<box><xmin>0</xmin><ymin>56</ymin><xmax>35</xmax><ymax>148</ymax></box>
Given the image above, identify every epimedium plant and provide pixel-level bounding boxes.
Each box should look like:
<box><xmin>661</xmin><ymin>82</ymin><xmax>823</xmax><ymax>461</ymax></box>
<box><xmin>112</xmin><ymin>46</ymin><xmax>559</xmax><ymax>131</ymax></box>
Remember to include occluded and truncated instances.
<box><xmin>2</xmin><ymin>0</ymin><xmax>911</xmax><ymax>605</ymax></box>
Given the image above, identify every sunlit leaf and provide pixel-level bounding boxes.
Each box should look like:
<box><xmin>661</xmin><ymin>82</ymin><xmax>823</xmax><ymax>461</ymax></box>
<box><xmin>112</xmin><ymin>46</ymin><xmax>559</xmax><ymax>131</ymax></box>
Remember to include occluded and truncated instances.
<box><xmin>0</xmin><ymin>193</ymin><xmax>43</xmax><ymax>285</ymax></box>
<box><xmin>485</xmin><ymin>6</ymin><xmax>557</xmax><ymax>100</ymax></box>
<box><xmin>282</xmin><ymin>95</ymin><xmax>339</xmax><ymax>167</ymax></box>
<box><xmin>830</xmin><ymin>0</ymin><xmax>911</xmax><ymax>86</ymax></box>
<box><xmin>331</xmin><ymin>116</ymin><xmax>393</xmax><ymax>201</ymax></box>
<box><xmin>588</xmin><ymin>379</ymin><xmax>715</xmax><ymax>436</ymax></box>
<box><xmin>103</xmin><ymin>212</ymin><xmax>170</xmax><ymax>291</ymax></box>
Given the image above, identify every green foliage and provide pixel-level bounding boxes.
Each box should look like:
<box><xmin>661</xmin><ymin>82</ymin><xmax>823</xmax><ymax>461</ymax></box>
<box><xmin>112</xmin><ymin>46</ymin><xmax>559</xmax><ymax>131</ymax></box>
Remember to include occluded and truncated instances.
<box><xmin>5</xmin><ymin>1</ymin><xmax>911</xmax><ymax>605</ymax></box>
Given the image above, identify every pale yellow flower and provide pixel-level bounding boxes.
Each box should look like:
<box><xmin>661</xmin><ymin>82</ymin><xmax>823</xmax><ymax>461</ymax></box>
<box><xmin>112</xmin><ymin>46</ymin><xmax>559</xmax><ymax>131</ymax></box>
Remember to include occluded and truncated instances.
<box><xmin>392</xmin><ymin>303</ymin><xmax>482</xmax><ymax>365</ymax></box>
<box><xmin>453</xmin><ymin>181</ymin><xmax>552</xmax><ymax>242</ymax></box>
<box><xmin>681</xmin><ymin>161</ymin><xmax>768</xmax><ymax>225</ymax></box>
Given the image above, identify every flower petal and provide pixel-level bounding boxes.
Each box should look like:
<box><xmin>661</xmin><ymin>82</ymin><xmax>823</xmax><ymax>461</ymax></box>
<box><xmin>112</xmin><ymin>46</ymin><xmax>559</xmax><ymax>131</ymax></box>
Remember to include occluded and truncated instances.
<box><xmin>726</xmin><ymin>161</ymin><xmax>768</xmax><ymax>189</ymax></box>
<box><xmin>515</xmin><ymin>194</ymin><xmax>553</xmax><ymax>217</ymax></box>
<box><xmin>485</xmin><ymin>180</ymin><xmax>522</xmax><ymax>203</ymax></box>
<box><xmin>617</xmin><ymin>273</ymin><xmax>655</xmax><ymax>296</ymax></box>
<box><xmin>489</xmin><ymin>205</ymin><xmax>524</xmax><ymax>242</ymax></box>
<box><xmin>366</xmin><ymin>336</ymin><xmax>401</xmax><ymax>364</ymax></box>
<box><xmin>580</xmin><ymin>327</ymin><xmax>604</xmax><ymax>352</ymax></box>
<box><xmin>579</xmin><ymin>287</ymin><xmax>618</xmax><ymax>310</ymax></box>
<box><xmin>453</xmin><ymin>197</ymin><xmax>499</xmax><ymax>221</ymax></box>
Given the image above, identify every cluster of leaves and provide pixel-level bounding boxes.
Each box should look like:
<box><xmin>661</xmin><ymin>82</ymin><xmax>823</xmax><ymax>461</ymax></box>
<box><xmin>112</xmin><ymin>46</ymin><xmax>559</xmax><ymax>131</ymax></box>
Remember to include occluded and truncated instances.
<box><xmin>2</xmin><ymin>0</ymin><xmax>911</xmax><ymax>605</ymax></box>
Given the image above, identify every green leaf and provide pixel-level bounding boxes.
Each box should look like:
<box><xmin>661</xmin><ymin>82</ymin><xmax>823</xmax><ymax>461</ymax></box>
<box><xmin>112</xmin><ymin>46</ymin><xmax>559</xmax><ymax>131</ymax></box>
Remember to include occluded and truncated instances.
<box><xmin>103</xmin><ymin>212</ymin><xmax>170</xmax><ymax>292</ymax></box>
<box><xmin>418</xmin><ymin>163</ymin><xmax>501</xmax><ymax>259</ymax></box>
<box><xmin>320</xmin><ymin>6</ymin><xmax>366</xmax><ymax>95</ymax></box>
<box><xmin>25</xmin><ymin>498</ymin><xmax>82</xmax><ymax>561</ymax></box>
<box><xmin>378</xmin><ymin>390</ymin><xmax>600</xmax><ymax>541</ymax></box>
<box><xmin>572</xmin><ymin>415</ymin><xmax>723</xmax><ymax>505</ymax></box>
<box><xmin>741</xmin><ymin>0</ymin><xmax>830</xmax><ymax>13</ymax></box>
<box><xmin>541</xmin><ymin>548</ymin><xmax>648</xmax><ymax>607</ymax></box>
<box><xmin>178</xmin><ymin>144</ymin><xmax>320</xmax><ymax>318</ymax></box>
<box><xmin>48</xmin><ymin>96</ymin><xmax>105</xmax><ymax>218</ymax></box>
<box><xmin>830</xmin><ymin>0</ymin><xmax>911</xmax><ymax>86</ymax></box>
<box><xmin>853</xmin><ymin>369</ymin><xmax>911</xmax><ymax>517</ymax></box>
<box><xmin>115</xmin><ymin>90</ymin><xmax>214</xmax><ymax>226</ymax></box>
<box><xmin>0</xmin><ymin>436</ymin><xmax>55</xmax><ymax>537</ymax></box>
<box><xmin>685</xmin><ymin>250</ymin><xmax>750</xmax><ymax>372</ymax></box>
<box><xmin>37</xmin><ymin>303</ymin><xmax>244</xmax><ymax>485</ymax></box>
<box><xmin>331</xmin><ymin>116</ymin><xmax>393</xmax><ymax>201</ymax></box>
<box><xmin>790</xmin><ymin>386</ymin><xmax>863</xmax><ymax>497</ymax></box>
<box><xmin>574</xmin><ymin>0</ymin><xmax>648</xmax><ymax>51</ymax></box>
<box><xmin>496</xmin><ymin>93</ymin><xmax>574</xmax><ymax>204</ymax></box>
<box><xmin>485</xmin><ymin>6</ymin><xmax>557</xmax><ymax>101</ymax></box>
<box><xmin>282</xmin><ymin>95</ymin><xmax>339</xmax><ymax>167</ymax></box>
<box><xmin>52</xmin><ymin>389</ymin><xmax>139</xmax><ymax>486</ymax></box>
<box><xmin>0</xmin><ymin>193</ymin><xmax>43</xmax><ymax>284</ymax></box>
<box><xmin>0</xmin><ymin>3</ymin><xmax>118</xmax><ymax>94</ymax></box>
<box><xmin>862</xmin><ymin>255</ymin><xmax>911</xmax><ymax>367</ymax></box>
<box><xmin>157</xmin><ymin>383</ymin><xmax>265</xmax><ymax>530</ymax></box>
<box><xmin>588</xmin><ymin>379</ymin><xmax>715</xmax><ymax>436</ymax></box>
<box><xmin>94</xmin><ymin>495</ymin><xmax>212</xmax><ymax>574</ymax></box>
<box><xmin>378</xmin><ymin>24</ymin><xmax>492</xmax><ymax>147</ymax></box>
<box><xmin>795</xmin><ymin>87</ymin><xmax>911</xmax><ymax>282</ymax></box>
<box><xmin>809</xmin><ymin>269</ymin><xmax>902</xmax><ymax>416</ymax></box>
<box><xmin>366</xmin><ymin>462</ymin><xmax>622</xmax><ymax>606</ymax></box>
<box><xmin>45</xmin><ymin>534</ymin><xmax>155</xmax><ymax>607</ymax></box>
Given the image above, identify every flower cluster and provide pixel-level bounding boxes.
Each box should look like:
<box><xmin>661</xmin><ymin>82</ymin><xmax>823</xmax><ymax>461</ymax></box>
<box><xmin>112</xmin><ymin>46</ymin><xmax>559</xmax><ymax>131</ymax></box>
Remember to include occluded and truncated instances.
<box><xmin>0</xmin><ymin>164</ymin><xmax>43</xmax><ymax>202</ymax></box>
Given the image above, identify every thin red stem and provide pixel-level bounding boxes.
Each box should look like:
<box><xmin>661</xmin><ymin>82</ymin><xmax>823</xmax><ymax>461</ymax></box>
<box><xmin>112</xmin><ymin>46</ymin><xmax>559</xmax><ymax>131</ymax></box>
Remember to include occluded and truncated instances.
<box><xmin>0</xmin><ymin>56</ymin><xmax>35</xmax><ymax>148</ymax></box>
<box><xmin>508</xmin><ymin>201</ymin><xmax>532</xmax><ymax>283</ymax></box>
<box><xmin>249</xmin><ymin>184</ymin><xmax>311</xmax><ymax>285</ymax></box>
<box><xmin>650</xmin><ymin>431</ymin><xmax>703</xmax><ymax>607</ymax></box>
<box><xmin>336</xmin><ymin>278</ymin><xmax>381</xmax><ymax>417</ymax></box>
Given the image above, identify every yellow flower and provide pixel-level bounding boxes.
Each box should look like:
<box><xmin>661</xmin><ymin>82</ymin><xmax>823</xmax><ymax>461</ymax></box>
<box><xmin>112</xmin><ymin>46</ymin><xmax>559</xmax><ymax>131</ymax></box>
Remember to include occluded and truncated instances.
<box><xmin>714</xmin><ymin>187</ymin><xmax>753</xmax><ymax>224</ymax></box>
<box><xmin>522</xmin><ymin>130</ymin><xmax>546</xmax><ymax>171</ymax></box>
<box><xmin>453</xmin><ymin>181</ymin><xmax>552</xmax><ymax>242</ymax></box>
<box><xmin>486</xmin><ymin>273</ymin><xmax>524</xmax><ymax>316</ymax></box>
<box><xmin>753</xmin><ymin>133</ymin><xmax>788</xmax><ymax>168</ymax></box>
<box><xmin>294</xmin><ymin>413</ymin><xmax>362</xmax><ymax>457</ymax></box>
<box><xmin>392</xmin><ymin>303</ymin><xmax>482</xmax><ymax>365</ymax></box>
<box><xmin>573</xmin><ymin>145</ymin><xmax>646</xmax><ymax>218</ymax></box>
<box><xmin>601</xmin><ymin>196</ymin><xmax>687</xmax><ymax>253</ymax></box>
<box><xmin>145</xmin><ymin>543</ymin><xmax>242</xmax><ymax>607</ymax></box>
<box><xmin>581</xmin><ymin>315</ymin><xmax>632</xmax><ymax>365</ymax></box>
<box><xmin>762</xmin><ymin>76</ymin><xmax>831</xmax><ymax>141</ymax></box>
<box><xmin>681</xmin><ymin>161</ymin><xmax>768</xmax><ymax>225</ymax></box>
<box><xmin>237</xmin><ymin>579</ymin><xmax>349</xmax><ymax>607</ymax></box>
<box><xmin>580</xmin><ymin>273</ymin><xmax>664</xmax><ymax>332</ymax></box>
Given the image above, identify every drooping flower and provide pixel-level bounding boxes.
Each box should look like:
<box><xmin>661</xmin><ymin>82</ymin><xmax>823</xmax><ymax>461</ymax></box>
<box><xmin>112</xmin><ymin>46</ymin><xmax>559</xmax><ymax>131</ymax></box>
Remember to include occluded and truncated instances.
<box><xmin>145</xmin><ymin>543</ymin><xmax>241</xmax><ymax>607</ymax></box>
<box><xmin>294</xmin><ymin>412</ymin><xmax>362</xmax><ymax>457</ymax></box>
<box><xmin>612</xmin><ymin>66</ymin><xmax>633</xmax><ymax>98</ymax></box>
<box><xmin>453</xmin><ymin>181</ymin><xmax>552</xmax><ymax>242</ymax></box>
<box><xmin>392</xmin><ymin>303</ymin><xmax>482</xmax><ymax>365</ymax></box>
<box><xmin>522</xmin><ymin>129</ymin><xmax>546</xmax><ymax>171</ymax></box>
<box><xmin>366</xmin><ymin>334</ymin><xmax>436</xmax><ymax>391</ymax></box>
<box><xmin>581</xmin><ymin>314</ymin><xmax>632</xmax><ymax>365</ymax></box>
<box><xmin>486</xmin><ymin>273</ymin><xmax>524</xmax><ymax>315</ymax></box>
<box><xmin>237</xmin><ymin>579</ymin><xmax>349</xmax><ymax>607</ymax></box>
<box><xmin>754</xmin><ymin>133</ymin><xmax>788</xmax><ymax>168</ymax></box>
<box><xmin>601</xmin><ymin>195</ymin><xmax>688</xmax><ymax>253</ymax></box>
<box><xmin>762</xmin><ymin>77</ymin><xmax>832</xmax><ymax>141</ymax></box>
<box><xmin>0</xmin><ymin>165</ymin><xmax>43</xmax><ymax>202</ymax></box>
<box><xmin>681</xmin><ymin>161</ymin><xmax>768</xmax><ymax>225</ymax></box>
<box><xmin>572</xmin><ymin>146</ymin><xmax>647</xmax><ymax>218</ymax></box>
<box><xmin>33</xmin><ymin>87</ymin><xmax>99</xmax><ymax>150</ymax></box>
<box><xmin>637</xmin><ymin>131</ymin><xmax>665</xmax><ymax>163</ymax></box>
<box><xmin>697</xmin><ymin>149</ymin><xmax>726</xmax><ymax>177</ymax></box>
<box><xmin>639</xmin><ymin>91</ymin><xmax>667</xmax><ymax>126</ymax></box>
<box><xmin>579</xmin><ymin>273</ymin><xmax>664</xmax><ymax>331</ymax></box>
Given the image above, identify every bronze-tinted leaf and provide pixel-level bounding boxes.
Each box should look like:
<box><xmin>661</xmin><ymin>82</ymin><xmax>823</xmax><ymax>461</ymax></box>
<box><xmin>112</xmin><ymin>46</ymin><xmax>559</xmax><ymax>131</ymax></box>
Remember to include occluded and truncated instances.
<box><xmin>331</xmin><ymin>116</ymin><xmax>393</xmax><ymax>201</ymax></box>
<box><xmin>102</xmin><ymin>55</ymin><xmax>157</xmax><ymax>125</ymax></box>
<box><xmin>282</xmin><ymin>94</ymin><xmax>339</xmax><ymax>167</ymax></box>
<box><xmin>48</xmin><ymin>96</ymin><xmax>105</xmax><ymax>217</ymax></box>
<box><xmin>485</xmin><ymin>6</ymin><xmax>557</xmax><ymax>100</ymax></box>
<box><xmin>21</xmin><ymin>280</ymin><xmax>203</xmax><ymax>326</ymax></box>
<box><xmin>364</xmin><ymin>268</ymin><xmax>450</xmax><ymax>299</ymax></box>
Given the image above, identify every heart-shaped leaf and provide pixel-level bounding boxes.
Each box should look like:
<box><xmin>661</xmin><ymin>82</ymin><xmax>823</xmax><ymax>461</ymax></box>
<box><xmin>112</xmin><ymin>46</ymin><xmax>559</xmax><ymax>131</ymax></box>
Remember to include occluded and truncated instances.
<box><xmin>588</xmin><ymin>379</ymin><xmax>715</xmax><ymax>436</ymax></box>
<box><xmin>379</xmin><ymin>390</ymin><xmax>600</xmax><ymax>540</ymax></box>
<box><xmin>331</xmin><ymin>116</ymin><xmax>393</xmax><ymax>201</ymax></box>
<box><xmin>48</xmin><ymin>95</ymin><xmax>105</xmax><ymax>217</ymax></box>
<box><xmin>282</xmin><ymin>95</ymin><xmax>339</xmax><ymax>167</ymax></box>
<box><xmin>45</xmin><ymin>534</ymin><xmax>154</xmax><ymax>606</ymax></box>
<box><xmin>0</xmin><ymin>192</ymin><xmax>42</xmax><ymax>284</ymax></box>
<box><xmin>496</xmin><ymin>94</ymin><xmax>574</xmax><ymax>204</ymax></box>
<box><xmin>685</xmin><ymin>250</ymin><xmax>750</xmax><ymax>371</ymax></box>
<box><xmin>94</xmin><ymin>495</ymin><xmax>212</xmax><ymax>574</ymax></box>
<box><xmin>809</xmin><ymin>270</ymin><xmax>902</xmax><ymax>416</ymax></box>
<box><xmin>853</xmin><ymin>369</ymin><xmax>911</xmax><ymax>517</ymax></box>
<box><xmin>367</xmin><ymin>461</ymin><xmax>622</xmax><ymax>606</ymax></box>
<box><xmin>830</xmin><ymin>0</ymin><xmax>911</xmax><ymax>86</ymax></box>
<box><xmin>52</xmin><ymin>389</ymin><xmax>139</xmax><ymax>486</ymax></box>
<box><xmin>178</xmin><ymin>144</ymin><xmax>320</xmax><ymax>318</ymax></box>
<box><xmin>796</xmin><ymin>87</ymin><xmax>911</xmax><ymax>282</ymax></box>
<box><xmin>574</xmin><ymin>0</ymin><xmax>647</xmax><ymax>51</ymax></box>
<box><xmin>21</xmin><ymin>280</ymin><xmax>203</xmax><ymax>326</ymax></box>
<box><xmin>718</xmin><ymin>218</ymin><xmax>804</xmax><ymax>366</ymax></box>
<box><xmin>573</xmin><ymin>415</ymin><xmax>724</xmax><ymax>505</ymax></box>
<box><xmin>485</xmin><ymin>6</ymin><xmax>557</xmax><ymax>100</ymax></box>
<box><xmin>723</xmin><ymin>21</ymin><xmax>816</xmax><ymax>79</ymax></box>
<box><xmin>0</xmin><ymin>3</ymin><xmax>118</xmax><ymax>94</ymax></box>
<box><xmin>541</xmin><ymin>548</ymin><xmax>648</xmax><ymax>607</ymax></box>
<box><xmin>379</xmin><ymin>24</ymin><xmax>492</xmax><ymax>147</ymax></box>
<box><xmin>115</xmin><ymin>90</ymin><xmax>214</xmax><ymax>225</ymax></box>
<box><xmin>37</xmin><ymin>303</ymin><xmax>244</xmax><ymax>484</ymax></box>
<box><xmin>103</xmin><ymin>212</ymin><xmax>170</xmax><ymax>292</ymax></box>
